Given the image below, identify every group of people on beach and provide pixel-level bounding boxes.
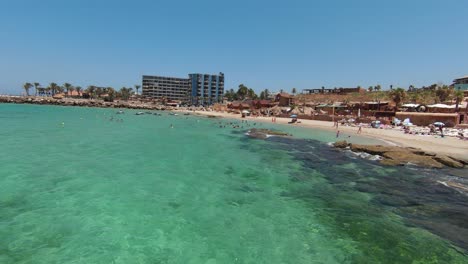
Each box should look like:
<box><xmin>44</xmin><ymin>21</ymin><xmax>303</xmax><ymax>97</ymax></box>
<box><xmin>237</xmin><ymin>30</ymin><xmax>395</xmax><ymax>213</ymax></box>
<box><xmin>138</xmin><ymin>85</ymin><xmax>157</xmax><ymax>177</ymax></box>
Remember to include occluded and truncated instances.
<box><xmin>334</xmin><ymin>120</ymin><xmax>362</xmax><ymax>137</ymax></box>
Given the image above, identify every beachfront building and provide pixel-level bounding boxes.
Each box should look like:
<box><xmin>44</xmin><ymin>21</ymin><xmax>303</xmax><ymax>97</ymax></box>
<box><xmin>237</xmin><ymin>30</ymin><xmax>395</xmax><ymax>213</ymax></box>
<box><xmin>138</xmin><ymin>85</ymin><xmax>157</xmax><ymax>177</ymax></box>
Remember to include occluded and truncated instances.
<box><xmin>142</xmin><ymin>73</ymin><xmax>224</xmax><ymax>105</ymax></box>
<box><xmin>453</xmin><ymin>75</ymin><xmax>468</xmax><ymax>91</ymax></box>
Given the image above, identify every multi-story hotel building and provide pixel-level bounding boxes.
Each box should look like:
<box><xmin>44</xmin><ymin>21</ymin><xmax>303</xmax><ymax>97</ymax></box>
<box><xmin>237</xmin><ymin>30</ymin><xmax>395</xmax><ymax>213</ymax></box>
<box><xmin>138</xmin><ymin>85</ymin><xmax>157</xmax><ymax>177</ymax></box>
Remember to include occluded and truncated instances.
<box><xmin>142</xmin><ymin>72</ymin><xmax>224</xmax><ymax>105</ymax></box>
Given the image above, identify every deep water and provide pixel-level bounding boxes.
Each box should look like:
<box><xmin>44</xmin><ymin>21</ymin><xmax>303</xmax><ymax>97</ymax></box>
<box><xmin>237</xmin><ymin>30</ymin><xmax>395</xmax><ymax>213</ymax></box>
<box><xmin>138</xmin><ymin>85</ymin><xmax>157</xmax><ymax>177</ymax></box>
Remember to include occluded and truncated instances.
<box><xmin>0</xmin><ymin>104</ymin><xmax>467</xmax><ymax>263</ymax></box>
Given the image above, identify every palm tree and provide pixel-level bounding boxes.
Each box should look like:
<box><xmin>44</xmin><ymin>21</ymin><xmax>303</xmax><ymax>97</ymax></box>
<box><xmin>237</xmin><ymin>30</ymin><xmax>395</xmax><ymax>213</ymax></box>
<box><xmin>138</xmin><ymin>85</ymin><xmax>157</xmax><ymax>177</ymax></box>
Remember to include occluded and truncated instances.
<box><xmin>23</xmin><ymin>83</ymin><xmax>33</xmax><ymax>96</ymax></box>
<box><xmin>368</xmin><ymin>86</ymin><xmax>374</xmax><ymax>92</ymax></box>
<box><xmin>134</xmin><ymin>85</ymin><xmax>141</xmax><ymax>95</ymax></box>
<box><xmin>291</xmin><ymin>88</ymin><xmax>297</xmax><ymax>95</ymax></box>
<box><xmin>49</xmin><ymin>83</ymin><xmax>59</xmax><ymax>96</ymax></box>
<box><xmin>375</xmin><ymin>85</ymin><xmax>381</xmax><ymax>92</ymax></box>
<box><xmin>56</xmin><ymin>85</ymin><xmax>64</xmax><ymax>95</ymax></box>
<box><xmin>63</xmin><ymin>83</ymin><xmax>73</xmax><ymax>97</ymax></box>
<box><xmin>237</xmin><ymin>84</ymin><xmax>248</xmax><ymax>100</ymax></box>
<box><xmin>75</xmin><ymin>86</ymin><xmax>82</xmax><ymax>97</ymax></box>
<box><xmin>69</xmin><ymin>86</ymin><xmax>75</xmax><ymax>97</ymax></box>
<box><xmin>389</xmin><ymin>88</ymin><xmax>407</xmax><ymax>109</ymax></box>
<box><xmin>33</xmin><ymin>82</ymin><xmax>40</xmax><ymax>96</ymax></box>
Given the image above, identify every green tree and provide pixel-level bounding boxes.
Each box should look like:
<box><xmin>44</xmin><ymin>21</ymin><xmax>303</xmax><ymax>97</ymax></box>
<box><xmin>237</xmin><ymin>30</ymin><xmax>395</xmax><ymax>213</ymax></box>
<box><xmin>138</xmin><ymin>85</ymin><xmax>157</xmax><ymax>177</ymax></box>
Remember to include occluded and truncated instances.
<box><xmin>259</xmin><ymin>91</ymin><xmax>266</xmax><ymax>100</ymax></box>
<box><xmin>63</xmin><ymin>83</ymin><xmax>73</xmax><ymax>96</ymax></box>
<box><xmin>134</xmin><ymin>85</ymin><xmax>141</xmax><ymax>95</ymax></box>
<box><xmin>368</xmin><ymin>86</ymin><xmax>374</xmax><ymax>92</ymax></box>
<box><xmin>33</xmin><ymin>82</ymin><xmax>40</xmax><ymax>96</ymax></box>
<box><xmin>86</xmin><ymin>85</ymin><xmax>96</xmax><ymax>98</ymax></box>
<box><xmin>119</xmin><ymin>87</ymin><xmax>132</xmax><ymax>100</ymax></box>
<box><xmin>49</xmin><ymin>83</ymin><xmax>59</xmax><ymax>96</ymax></box>
<box><xmin>95</xmin><ymin>87</ymin><xmax>103</xmax><ymax>98</ymax></box>
<box><xmin>247</xmin><ymin>88</ymin><xmax>257</xmax><ymax>99</ymax></box>
<box><xmin>375</xmin><ymin>84</ymin><xmax>381</xmax><ymax>92</ymax></box>
<box><xmin>75</xmin><ymin>86</ymin><xmax>82</xmax><ymax>97</ymax></box>
<box><xmin>292</xmin><ymin>88</ymin><xmax>297</xmax><ymax>95</ymax></box>
<box><xmin>389</xmin><ymin>88</ymin><xmax>407</xmax><ymax>108</ymax></box>
<box><xmin>56</xmin><ymin>85</ymin><xmax>64</xmax><ymax>95</ymax></box>
<box><xmin>237</xmin><ymin>84</ymin><xmax>249</xmax><ymax>100</ymax></box>
<box><xmin>23</xmin><ymin>82</ymin><xmax>33</xmax><ymax>96</ymax></box>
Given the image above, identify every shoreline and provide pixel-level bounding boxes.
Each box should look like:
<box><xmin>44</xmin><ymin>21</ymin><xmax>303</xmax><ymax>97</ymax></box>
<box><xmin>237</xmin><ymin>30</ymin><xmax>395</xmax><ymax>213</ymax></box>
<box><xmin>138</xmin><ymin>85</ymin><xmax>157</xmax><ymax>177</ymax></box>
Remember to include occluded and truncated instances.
<box><xmin>187</xmin><ymin>110</ymin><xmax>468</xmax><ymax>160</ymax></box>
<box><xmin>2</xmin><ymin>96</ymin><xmax>467</xmax><ymax>159</ymax></box>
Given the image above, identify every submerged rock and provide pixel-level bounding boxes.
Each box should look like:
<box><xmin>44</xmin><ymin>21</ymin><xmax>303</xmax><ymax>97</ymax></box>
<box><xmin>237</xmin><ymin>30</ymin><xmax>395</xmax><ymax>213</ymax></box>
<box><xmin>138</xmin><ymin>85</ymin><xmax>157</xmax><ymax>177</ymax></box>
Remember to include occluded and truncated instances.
<box><xmin>246</xmin><ymin>128</ymin><xmax>290</xmax><ymax>139</ymax></box>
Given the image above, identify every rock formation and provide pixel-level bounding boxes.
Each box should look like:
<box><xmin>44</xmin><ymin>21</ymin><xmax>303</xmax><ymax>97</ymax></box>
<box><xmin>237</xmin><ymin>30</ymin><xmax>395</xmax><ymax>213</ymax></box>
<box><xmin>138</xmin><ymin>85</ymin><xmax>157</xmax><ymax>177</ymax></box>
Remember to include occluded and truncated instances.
<box><xmin>333</xmin><ymin>141</ymin><xmax>466</xmax><ymax>169</ymax></box>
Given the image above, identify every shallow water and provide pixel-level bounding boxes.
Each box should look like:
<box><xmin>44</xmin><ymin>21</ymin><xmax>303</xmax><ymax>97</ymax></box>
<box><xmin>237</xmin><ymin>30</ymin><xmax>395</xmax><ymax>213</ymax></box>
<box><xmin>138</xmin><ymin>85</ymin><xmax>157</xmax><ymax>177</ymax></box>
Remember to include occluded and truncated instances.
<box><xmin>0</xmin><ymin>104</ymin><xmax>467</xmax><ymax>263</ymax></box>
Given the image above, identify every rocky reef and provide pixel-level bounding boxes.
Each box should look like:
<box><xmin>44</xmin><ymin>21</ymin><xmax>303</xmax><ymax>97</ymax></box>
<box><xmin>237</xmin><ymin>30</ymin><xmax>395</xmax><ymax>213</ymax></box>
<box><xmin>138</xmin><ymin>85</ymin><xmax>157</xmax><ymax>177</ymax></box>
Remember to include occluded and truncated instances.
<box><xmin>334</xmin><ymin>140</ymin><xmax>467</xmax><ymax>169</ymax></box>
<box><xmin>246</xmin><ymin>128</ymin><xmax>291</xmax><ymax>139</ymax></box>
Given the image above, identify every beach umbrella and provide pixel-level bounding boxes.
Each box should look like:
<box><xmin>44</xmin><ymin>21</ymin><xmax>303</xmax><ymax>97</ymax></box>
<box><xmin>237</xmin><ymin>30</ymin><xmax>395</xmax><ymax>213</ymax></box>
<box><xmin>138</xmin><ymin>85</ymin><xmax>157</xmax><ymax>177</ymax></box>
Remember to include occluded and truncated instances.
<box><xmin>433</xmin><ymin>122</ymin><xmax>445</xmax><ymax>127</ymax></box>
<box><xmin>290</xmin><ymin>114</ymin><xmax>297</xmax><ymax>118</ymax></box>
<box><xmin>241</xmin><ymin>110</ymin><xmax>250</xmax><ymax>114</ymax></box>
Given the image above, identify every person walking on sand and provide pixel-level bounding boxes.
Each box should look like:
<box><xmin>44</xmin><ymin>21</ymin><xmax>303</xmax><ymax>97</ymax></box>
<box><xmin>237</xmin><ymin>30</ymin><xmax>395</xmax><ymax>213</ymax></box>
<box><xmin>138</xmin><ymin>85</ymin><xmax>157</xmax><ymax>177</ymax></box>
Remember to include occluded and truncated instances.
<box><xmin>357</xmin><ymin>124</ymin><xmax>362</xmax><ymax>134</ymax></box>
<box><xmin>336</xmin><ymin>130</ymin><xmax>340</xmax><ymax>138</ymax></box>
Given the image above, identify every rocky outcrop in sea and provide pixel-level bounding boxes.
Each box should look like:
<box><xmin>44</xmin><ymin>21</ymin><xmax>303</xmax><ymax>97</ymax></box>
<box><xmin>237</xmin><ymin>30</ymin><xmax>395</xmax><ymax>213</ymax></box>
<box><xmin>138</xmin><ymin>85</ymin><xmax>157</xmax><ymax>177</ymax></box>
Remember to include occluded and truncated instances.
<box><xmin>334</xmin><ymin>140</ymin><xmax>467</xmax><ymax>169</ymax></box>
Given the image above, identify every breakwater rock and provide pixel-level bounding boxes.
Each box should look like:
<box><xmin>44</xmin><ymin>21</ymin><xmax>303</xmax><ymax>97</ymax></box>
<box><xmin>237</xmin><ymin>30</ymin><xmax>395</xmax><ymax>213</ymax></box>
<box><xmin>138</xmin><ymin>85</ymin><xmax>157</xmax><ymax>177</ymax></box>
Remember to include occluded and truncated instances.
<box><xmin>0</xmin><ymin>96</ymin><xmax>210</xmax><ymax>112</ymax></box>
<box><xmin>334</xmin><ymin>140</ymin><xmax>467</xmax><ymax>169</ymax></box>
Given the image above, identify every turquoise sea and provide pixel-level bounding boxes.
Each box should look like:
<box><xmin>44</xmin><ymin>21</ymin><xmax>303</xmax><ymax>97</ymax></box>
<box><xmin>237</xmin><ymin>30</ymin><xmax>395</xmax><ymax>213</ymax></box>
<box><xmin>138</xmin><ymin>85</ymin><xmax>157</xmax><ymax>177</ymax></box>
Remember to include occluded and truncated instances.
<box><xmin>1</xmin><ymin>104</ymin><xmax>467</xmax><ymax>264</ymax></box>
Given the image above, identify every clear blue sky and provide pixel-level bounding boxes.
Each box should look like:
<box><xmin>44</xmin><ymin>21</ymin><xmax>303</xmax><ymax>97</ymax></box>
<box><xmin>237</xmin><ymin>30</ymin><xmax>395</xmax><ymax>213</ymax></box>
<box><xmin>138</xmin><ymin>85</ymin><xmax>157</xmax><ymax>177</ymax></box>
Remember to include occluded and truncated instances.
<box><xmin>1</xmin><ymin>0</ymin><xmax>467</xmax><ymax>95</ymax></box>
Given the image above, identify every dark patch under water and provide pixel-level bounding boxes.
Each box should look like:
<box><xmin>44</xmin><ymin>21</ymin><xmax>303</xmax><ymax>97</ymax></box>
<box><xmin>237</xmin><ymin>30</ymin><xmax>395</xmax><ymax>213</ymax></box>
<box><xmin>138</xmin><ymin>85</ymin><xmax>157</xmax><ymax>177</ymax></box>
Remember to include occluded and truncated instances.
<box><xmin>242</xmin><ymin>133</ymin><xmax>468</xmax><ymax>257</ymax></box>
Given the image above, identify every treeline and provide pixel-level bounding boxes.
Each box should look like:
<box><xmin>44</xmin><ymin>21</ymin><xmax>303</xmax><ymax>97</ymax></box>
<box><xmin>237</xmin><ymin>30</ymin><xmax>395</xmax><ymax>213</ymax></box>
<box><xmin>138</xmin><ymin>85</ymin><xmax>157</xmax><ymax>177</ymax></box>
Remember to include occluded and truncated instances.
<box><xmin>224</xmin><ymin>84</ymin><xmax>298</xmax><ymax>101</ymax></box>
<box><xmin>22</xmin><ymin>82</ymin><xmax>141</xmax><ymax>101</ymax></box>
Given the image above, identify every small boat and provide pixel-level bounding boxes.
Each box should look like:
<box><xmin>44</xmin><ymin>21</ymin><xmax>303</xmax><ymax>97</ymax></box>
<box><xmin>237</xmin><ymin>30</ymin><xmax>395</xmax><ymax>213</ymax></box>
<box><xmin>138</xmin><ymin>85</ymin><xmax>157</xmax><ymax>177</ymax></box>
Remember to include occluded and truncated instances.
<box><xmin>183</xmin><ymin>113</ymin><xmax>190</xmax><ymax>116</ymax></box>
<box><xmin>153</xmin><ymin>113</ymin><xmax>162</xmax><ymax>116</ymax></box>
<box><xmin>145</xmin><ymin>111</ymin><xmax>153</xmax><ymax>115</ymax></box>
<box><xmin>135</xmin><ymin>112</ymin><xmax>144</xmax><ymax>115</ymax></box>
<box><xmin>116</xmin><ymin>110</ymin><xmax>124</xmax><ymax>114</ymax></box>
<box><xmin>169</xmin><ymin>113</ymin><xmax>178</xmax><ymax>116</ymax></box>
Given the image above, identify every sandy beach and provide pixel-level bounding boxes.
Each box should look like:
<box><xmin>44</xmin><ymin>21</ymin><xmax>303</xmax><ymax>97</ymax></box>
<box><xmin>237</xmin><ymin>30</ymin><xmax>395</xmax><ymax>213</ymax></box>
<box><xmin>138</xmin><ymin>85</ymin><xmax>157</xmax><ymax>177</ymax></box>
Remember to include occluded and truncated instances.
<box><xmin>189</xmin><ymin>110</ymin><xmax>468</xmax><ymax>159</ymax></box>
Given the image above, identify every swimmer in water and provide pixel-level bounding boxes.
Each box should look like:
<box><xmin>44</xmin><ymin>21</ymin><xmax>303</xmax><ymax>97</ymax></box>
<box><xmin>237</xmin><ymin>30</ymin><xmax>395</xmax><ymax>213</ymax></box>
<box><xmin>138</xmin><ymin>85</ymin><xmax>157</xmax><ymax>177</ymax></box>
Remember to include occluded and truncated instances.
<box><xmin>170</xmin><ymin>124</ymin><xmax>174</xmax><ymax>128</ymax></box>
